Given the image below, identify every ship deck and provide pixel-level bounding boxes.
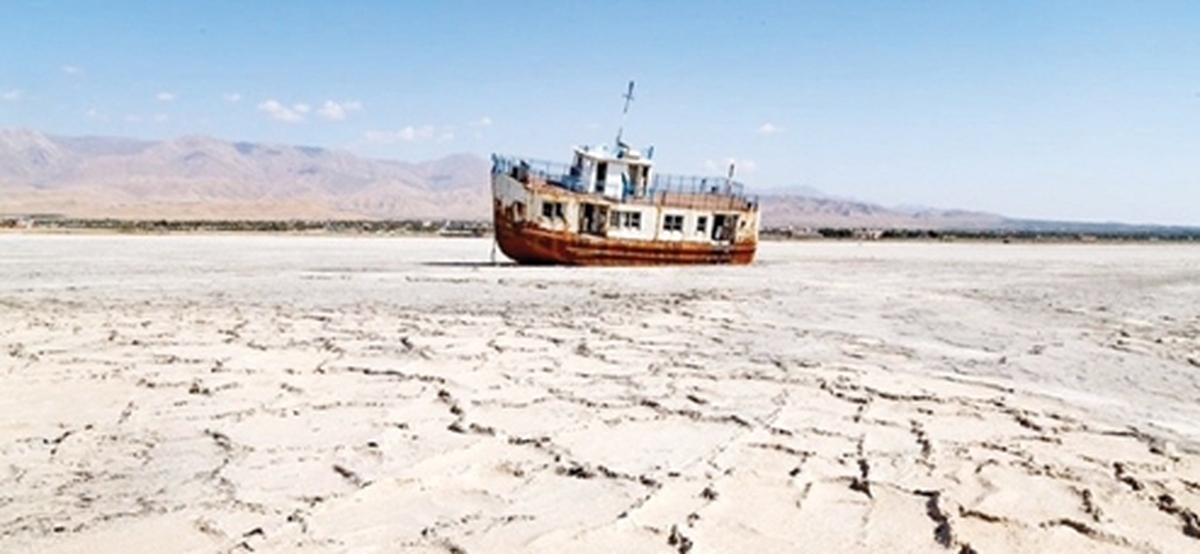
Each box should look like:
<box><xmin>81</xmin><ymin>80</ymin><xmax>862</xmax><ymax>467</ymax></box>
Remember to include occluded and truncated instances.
<box><xmin>492</xmin><ymin>155</ymin><xmax>758</xmax><ymax>213</ymax></box>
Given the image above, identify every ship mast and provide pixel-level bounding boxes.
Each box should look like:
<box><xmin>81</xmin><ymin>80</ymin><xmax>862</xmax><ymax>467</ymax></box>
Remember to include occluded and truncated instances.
<box><xmin>615</xmin><ymin>80</ymin><xmax>635</xmax><ymax>148</ymax></box>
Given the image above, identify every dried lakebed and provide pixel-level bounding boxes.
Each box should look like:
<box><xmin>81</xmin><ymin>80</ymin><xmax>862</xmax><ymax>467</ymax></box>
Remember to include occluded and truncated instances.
<box><xmin>1</xmin><ymin>235</ymin><xmax>1199</xmax><ymax>553</ymax></box>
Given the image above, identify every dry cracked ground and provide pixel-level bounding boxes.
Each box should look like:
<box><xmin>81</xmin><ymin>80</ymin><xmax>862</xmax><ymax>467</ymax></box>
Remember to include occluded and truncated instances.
<box><xmin>1</xmin><ymin>236</ymin><xmax>1199</xmax><ymax>553</ymax></box>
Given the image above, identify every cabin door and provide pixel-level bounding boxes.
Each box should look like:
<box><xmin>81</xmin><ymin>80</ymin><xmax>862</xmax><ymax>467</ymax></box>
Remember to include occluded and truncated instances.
<box><xmin>712</xmin><ymin>214</ymin><xmax>737</xmax><ymax>243</ymax></box>
<box><xmin>580</xmin><ymin>204</ymin><xmax>607</xmax><ymax>236</ymax></box>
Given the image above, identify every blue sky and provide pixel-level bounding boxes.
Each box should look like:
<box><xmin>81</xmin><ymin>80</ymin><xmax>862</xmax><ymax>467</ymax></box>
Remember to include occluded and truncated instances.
<box><xmin>2</xmin><ymin>1</ymin><xmax>1199</xmax><ymax>225</ymax></box>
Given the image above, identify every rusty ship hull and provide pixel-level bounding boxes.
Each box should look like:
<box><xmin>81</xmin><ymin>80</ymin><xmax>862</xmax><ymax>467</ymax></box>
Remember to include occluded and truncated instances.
<box><xmin>493</xmin><ymin>201</ymin><xmax>756</xmax><ymax>266</ymax></box>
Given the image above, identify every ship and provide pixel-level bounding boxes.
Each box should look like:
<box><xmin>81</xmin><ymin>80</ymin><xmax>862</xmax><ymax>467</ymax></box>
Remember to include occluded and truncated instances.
<box><xmin>490</xmin><ymin>83</ymin><xmax>760</xmax><ymax>266</ymax></box>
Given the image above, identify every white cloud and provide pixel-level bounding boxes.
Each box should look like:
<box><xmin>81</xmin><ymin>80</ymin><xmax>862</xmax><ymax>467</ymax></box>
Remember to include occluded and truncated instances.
<box><xmin>62</xmin><ymin>65</ymin><xmax>82</xmax><ymax>75</ymax></box>
<box><xmin>316</xmin><ymin>100</ymin><xmax>363</xmax><ymax>122</ymax></box>
<box><xmin>365</xmin><ymin>125</ymin><xmax>440</xmax><ymax>144</ymax></box>
<box><xmin>758</xmin><ymin>122</ymin><xmax>782</xmax><ymax>135</ymax></box>
<box><xmin>156</xmin><ymin>91</ymin><xmax>176</xmax><ymax>102</ymax></box>
<box><xmin>85</xmin><ymin>108</ymin><xmax>107</xmax><ymax>122</ymax></box>
<box><xmin>471</xmin><ymin>116</ymin><xmax>493</xmax><ymax>127</ymax></box>
<box><xmin>1</xmin><ymin>89</ymin><xmax>20</xmax><ymax>102</ymax></box>
<box><xmin>402</xmin><ymin>126</ymin><xmax>434</xmax><ymax>142</ymax></box>
<box><xmin>255</xmin><ymin>97</ymin><xmax>365</xmax><ymax>123</ymax></box>
<box><xmin>154</xmin><ymin>113</ymin><xmax>169</xmax><ymax>123</ymax></box>
<box><xmin>222</xmin><ymin>92</ymin><xmax>242</xmax><ymax>103</ymax></box>
<box><xmin>438</xmin><ymin>128</ymin><xmax>456</xmax><ymax>142</ymax></box>
<box><xmin>257</xmin><ymin>99</ymin><xmax>305</xmax><ymax>123</ymax></box>
<box><xmin>364</xmin><ymin>130</ymin><xmax>393</xmax><ymax>143</ymax></box>
<box><xmin>125</xmin><ymin>115</ymin><xmax>143</xmax><ymax>123</ymax></box>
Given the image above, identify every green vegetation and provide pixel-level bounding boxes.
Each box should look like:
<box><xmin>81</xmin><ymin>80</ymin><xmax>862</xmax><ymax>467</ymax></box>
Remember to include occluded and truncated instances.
<box><xmin>1</xmin><ymin>217</ymin><xmax>490</xmax><ymax>236</ymax></box>
<box><xmin>761</xmin><ymin>227</ymin><xmax>1200</xmax><ymax>242</ymax></box>
<box><xmin>5</xmin><ymin>216</ymin><xmax>1197</xmax><ymax>242</ymax></box>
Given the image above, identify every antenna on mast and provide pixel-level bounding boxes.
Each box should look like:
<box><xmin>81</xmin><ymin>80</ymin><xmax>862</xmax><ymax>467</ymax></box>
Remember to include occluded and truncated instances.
<box><xmin>615</xmin><ymin>80</ymin><xmax>635</xmax><ymax>146</ymax></box>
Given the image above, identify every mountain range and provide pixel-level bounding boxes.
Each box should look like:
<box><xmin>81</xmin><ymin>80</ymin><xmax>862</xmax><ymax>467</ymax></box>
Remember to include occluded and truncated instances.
<box><xmin>0</xmin><ymin>129</ymin><xmax>489</xmax><ymax>221</ymax></box>
<box><xmin>1</xmin><ymin>128</ymin><xmax>1182</xmax><ymax>233</ymax></box>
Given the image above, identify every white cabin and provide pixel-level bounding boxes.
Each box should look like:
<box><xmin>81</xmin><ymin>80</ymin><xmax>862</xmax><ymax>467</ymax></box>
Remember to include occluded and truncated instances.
<box><xmin>568</xmin><ymin>144</ymin><xmax>654</xmax><ymax>202</ymax></box>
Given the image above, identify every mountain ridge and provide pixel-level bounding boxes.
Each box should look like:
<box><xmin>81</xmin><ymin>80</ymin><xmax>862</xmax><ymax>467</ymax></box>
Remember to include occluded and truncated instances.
<box><xmin>0</xmin><ymin>129</ymin><xmax>491</xmax><ymax>220</ymax></box>
<box><xmin>4</xmin><ymin>129</ymin><xmax>1190</xmax><ymax>233</ymax></box>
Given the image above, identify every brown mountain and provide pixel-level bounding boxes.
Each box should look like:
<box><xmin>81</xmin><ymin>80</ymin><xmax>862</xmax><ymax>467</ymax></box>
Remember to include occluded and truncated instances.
<box><xmin>0</xmin><ymin>129</ymin><xmax>1005</xmax><ymax>228</ymax></box>
<box><xmin>0</xmin><ymin>129</ymin><xmax>490</xmax><ymax>220</ymax></box>
<box><xmin>760</xmin><ymin>195</ymin><xmax>1006</xmax><ymax>230</ymax></box>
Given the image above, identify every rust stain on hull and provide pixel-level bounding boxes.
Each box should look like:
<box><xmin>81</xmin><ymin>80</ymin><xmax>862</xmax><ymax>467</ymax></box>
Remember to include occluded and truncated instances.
<box><xmin>493</xmin><ymin>203</ymin><xmax>756</xmax><ymax>266</ymax></box>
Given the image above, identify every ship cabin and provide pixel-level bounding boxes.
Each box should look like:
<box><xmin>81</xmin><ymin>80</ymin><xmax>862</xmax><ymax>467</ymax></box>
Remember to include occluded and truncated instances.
<box><xmin>566</xmin><ymin>143</ymin><xmax>653</xmax><ymax>202</ymax></box>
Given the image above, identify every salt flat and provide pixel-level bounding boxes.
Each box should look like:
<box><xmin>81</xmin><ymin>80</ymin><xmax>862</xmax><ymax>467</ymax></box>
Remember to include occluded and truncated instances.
<box><xmin>1</xmin><ymin>235</ymin><xmax>1199</xmax><ymax>553</ymax></box>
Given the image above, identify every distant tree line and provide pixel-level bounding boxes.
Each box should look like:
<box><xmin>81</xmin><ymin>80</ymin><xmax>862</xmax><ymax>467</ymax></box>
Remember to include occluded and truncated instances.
<box><xmin>760</xmin><ymin>226</ymin><xmax>1200</xmax><ymax>242</ymax></box>
<box><xmin>2</xmin><ymin>217</ymin><xmax>490</xmax><ymax>236</ymax></box>
<box><xmin>5</xmin><ymin>216</ymin><xmax>1197</xmax><ymax>241</ymax></box>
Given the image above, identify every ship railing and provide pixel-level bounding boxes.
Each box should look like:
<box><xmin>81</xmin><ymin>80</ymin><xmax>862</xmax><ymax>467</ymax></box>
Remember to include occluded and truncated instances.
<box><xmin>649</xmin><ymin>173</ymin><xmax>745</xmax><ymax>197</ymax></box>
<box><xmin>491</xmin><ymin>154</ymin><xmax>759</xmax><ymax>209</ymax></box>
<box><xmin>643</xmin><ymin>174</ymin><xmax>758</xmax><ymax>211</ymax></box>
<box><xmin>491</xmin><ymin>155</ymin><xmax>586</xmax><ymax>192</ymax></box>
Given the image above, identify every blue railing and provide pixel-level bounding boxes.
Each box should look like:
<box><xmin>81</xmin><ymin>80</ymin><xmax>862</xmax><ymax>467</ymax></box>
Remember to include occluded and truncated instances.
<box><xmin>492</xmin><ymin>155</ymin><xmax>586</xmax><ymax>192</ymax></box>
<box><xmin>649</xmin><ymin>173</ymin><xmax>744</xmax><ymax>198</ymax></box>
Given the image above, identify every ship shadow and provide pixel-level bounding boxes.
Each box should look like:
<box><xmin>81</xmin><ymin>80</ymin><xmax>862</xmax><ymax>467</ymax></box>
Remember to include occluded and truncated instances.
<box><xmin>420</xmin><ymin>261</ymin><xmax>520</xmax><ymax>268</ymax></box>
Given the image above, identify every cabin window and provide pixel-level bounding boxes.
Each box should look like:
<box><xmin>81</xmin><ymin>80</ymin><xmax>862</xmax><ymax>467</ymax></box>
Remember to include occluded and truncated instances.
<box><xmin>696</xmin><ymin>216</ymin><xmax>708</xmax><ymax>234</ymax></box>
<box><xmin>541</xmin><ymin>201</ymin><xmax>564</xmax><ymax>219</ymax></box>
<box><xmin>611</xmin><ymin>210</ymin><xmax>641</xmax><ymax>230</ymax></box>
<box><xmin>663</xmin><ymin>214</ymin><xmax>684</xmax><ymax>232</ymax></box>
<box><xmin>596</xmin><ymin>162</ymin><xmax>608</xmax><ymax>184</ymax></box>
